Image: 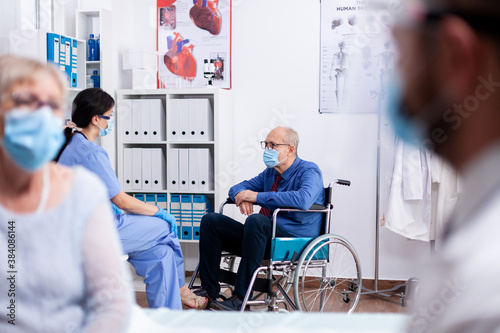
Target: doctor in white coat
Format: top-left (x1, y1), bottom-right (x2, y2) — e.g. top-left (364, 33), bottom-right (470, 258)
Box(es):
top-left (390, 0), bottom-right (500, 331)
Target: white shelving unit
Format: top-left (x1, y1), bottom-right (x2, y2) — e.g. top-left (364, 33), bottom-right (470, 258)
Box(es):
top-left (75, 8), bottom-right (115, 165)
top-left (116, 88), bottom-right (234, 243)
top-left (75, 8), bottom-right (112, 93)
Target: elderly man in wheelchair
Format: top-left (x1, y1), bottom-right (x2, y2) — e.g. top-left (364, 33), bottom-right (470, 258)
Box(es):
top-left (192, 126), bottom-right (360, 312)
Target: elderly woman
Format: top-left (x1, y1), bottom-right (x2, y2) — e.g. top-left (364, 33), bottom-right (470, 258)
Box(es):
top-left (0, 56), bottom-right (133, 331)
top-left (56, 88), bottom-right (206, 310)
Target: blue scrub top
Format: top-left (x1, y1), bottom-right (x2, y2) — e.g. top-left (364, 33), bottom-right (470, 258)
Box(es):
top-left (229, 157), bottom-right (325, 238)
top-left (58, 133), bottom-right (122, 201)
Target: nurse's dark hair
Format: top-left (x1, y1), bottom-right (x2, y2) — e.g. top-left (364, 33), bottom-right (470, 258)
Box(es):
top-left (54, 88), bottom-right (115, 162)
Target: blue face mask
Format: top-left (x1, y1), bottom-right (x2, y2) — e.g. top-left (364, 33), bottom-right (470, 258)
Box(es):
top-left (97, 117), bottom-right (114, 137)
top-left (263, 147), bottom-right (288, 168)
top-left (1, 106), bottom-right (64, 172)
top-left (386, 74), bottom-right (426, 146)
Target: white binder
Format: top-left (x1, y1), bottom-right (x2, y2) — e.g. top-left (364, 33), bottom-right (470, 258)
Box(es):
top-left (132, 148), bottom-right (142, 190)
top-left (179, 148), bottom-right (189, 191)
top-left (199, 148), bottom-right (213, 191)
top-left (168, 148), bottom-right (179, 191)
top-left (141, 148), bottom-right (152, 191)
top-left (131, 100), bottom-right (142, 142)
top-left (188, 99), bottom-right (198, 141)
top-left (150, 99), bottom-right (165, 142)
top-left (178, 99), bottom-right (189, 142)
top-left (123, 148), bottom-right (133, 190)
top-left (188, 148), bottom-right (199, 191)
top-left (140, 101), bottom-right (151, 142)
top-left (151, 148), bottom-right (165, 191)
top-left (121, 99), bottom-right (132, 142)
top-left (196, 98), bottom-right (213, 141)
top-left (169, 99), bottom-right (179, 142)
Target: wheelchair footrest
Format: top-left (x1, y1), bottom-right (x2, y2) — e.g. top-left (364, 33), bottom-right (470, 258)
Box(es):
top-left (218, 269), bottom-right (274, 294)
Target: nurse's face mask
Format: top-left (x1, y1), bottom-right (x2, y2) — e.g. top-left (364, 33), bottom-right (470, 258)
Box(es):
top-left (0, 91), bottom-right (65, 172)
top-left (96, 114), bottom-right (114, 136)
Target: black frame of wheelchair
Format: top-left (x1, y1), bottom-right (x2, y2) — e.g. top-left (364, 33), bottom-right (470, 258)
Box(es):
top-left (188, 179), bottom-right (362, 313)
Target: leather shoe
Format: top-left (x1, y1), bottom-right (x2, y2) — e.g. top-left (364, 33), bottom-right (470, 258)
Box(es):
top-left (210, 295), bottom-right (243, 311)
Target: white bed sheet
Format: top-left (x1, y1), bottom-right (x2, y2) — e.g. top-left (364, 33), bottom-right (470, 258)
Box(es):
top-left (127, 305), bottom-right (410, 333)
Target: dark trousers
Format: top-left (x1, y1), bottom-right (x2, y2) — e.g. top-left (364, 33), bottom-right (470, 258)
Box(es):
top-left (199, 212), bottom-right (293, 300)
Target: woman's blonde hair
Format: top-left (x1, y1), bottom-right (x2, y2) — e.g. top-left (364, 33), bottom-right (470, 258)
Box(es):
top-left (0, 55), bottom-right (67, 102)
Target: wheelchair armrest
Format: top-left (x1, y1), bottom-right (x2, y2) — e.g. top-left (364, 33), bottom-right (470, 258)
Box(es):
top-left (219, 197), bottom-right (235, 214)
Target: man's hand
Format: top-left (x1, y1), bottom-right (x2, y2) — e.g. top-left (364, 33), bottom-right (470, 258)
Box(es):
top-left (238, 201), bottom-right (254, 216)
top-left (235, 190), bottom-right (258, 206)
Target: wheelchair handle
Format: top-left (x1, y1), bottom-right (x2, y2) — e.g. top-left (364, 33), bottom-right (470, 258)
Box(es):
top-left (335, 179), bottom-right (351, 186)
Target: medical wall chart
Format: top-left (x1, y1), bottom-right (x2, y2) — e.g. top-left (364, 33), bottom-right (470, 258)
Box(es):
top-left (319, 0), bottom-right (394, 113)
top-left (157, 0), bottom-right (231, 89)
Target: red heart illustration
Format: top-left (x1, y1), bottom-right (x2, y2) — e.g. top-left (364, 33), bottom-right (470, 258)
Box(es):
top-left (163, 32), bottom-right (197, 81)
top-left (190, 0), bottom-right (222, 35)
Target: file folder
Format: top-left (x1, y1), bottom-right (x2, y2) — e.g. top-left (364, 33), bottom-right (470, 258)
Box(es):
top-left (46, 33), bottom-right (60, 64)
top-left (121, 100), bottom-right (132, 142)
top-left (123, 148), bottom-right (133, 191)
top-left (145, 193), bottom-right (156, 205)
top-left (133, 193), bottom-right (145, 202)
top-left (140, 101), bottom-right (151, 142)
top-left (156, 194), bottom-right (168, 209)
top-left (131, 100), bottom-right (142, 142)
top-left (170, 194), bottom-right (182, 237)
top-left (141, 148), bottom-right (152, 191)
top-left (193, 98), bottom-right (213, 141)
top-left (181, 194), bottom-right (192, 240)
top-left (132, 148), bottom-right (142, 190)
top-left (178, 99), bottom-right (189, 141)
top-left (71, 39), bottom-right (78, 88)
top-left (168, 148), bottom-right (179, 191)
top-left (198, 148), bottom-right (213, 191)
top-left (192, 195), bottom-right (210, 241)
top-left (188, 99), bottom-right (198, 141)
top-left (150, 99), bottom-right (165, 142)
top-left (151, 148), bottom-right (165, 191)
top-left (178, 149), bottom-right (189, 191)
top-left (188, 148), bottom-right (199, 191)
top-left (169, 99), bottom-right (179, 141)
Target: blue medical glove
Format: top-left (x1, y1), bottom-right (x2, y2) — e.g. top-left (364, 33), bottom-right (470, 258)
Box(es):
top-left (154, 207), bottom-right (178, 237)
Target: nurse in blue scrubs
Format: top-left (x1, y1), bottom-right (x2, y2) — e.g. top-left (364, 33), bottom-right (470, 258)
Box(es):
top-left (56, 88), bottom-right (207, 310)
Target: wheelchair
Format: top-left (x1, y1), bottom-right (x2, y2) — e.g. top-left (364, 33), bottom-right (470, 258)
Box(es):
top-left (188, 179), bottom-right (362, 313)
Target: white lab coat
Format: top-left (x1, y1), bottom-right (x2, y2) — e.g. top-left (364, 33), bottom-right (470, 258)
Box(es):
top-left (385, 140), bottom-right (432, 241)
top-left (409, 142), bottom-right (500, 333)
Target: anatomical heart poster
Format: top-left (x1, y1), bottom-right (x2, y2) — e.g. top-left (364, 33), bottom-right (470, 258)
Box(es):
top-left (157, 0), bottom-right (231, 89)
top-left (319, 0), bottom-right (394, 113)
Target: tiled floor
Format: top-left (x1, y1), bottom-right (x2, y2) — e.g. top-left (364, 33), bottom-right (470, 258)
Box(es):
top-left (135, 279), bottom-right (410, 313)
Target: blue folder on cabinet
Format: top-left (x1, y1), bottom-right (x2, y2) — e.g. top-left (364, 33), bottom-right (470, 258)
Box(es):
top-left (170, 194), bottom-right (182, 237)
top-left (156, 194), bottom-right (167, 209)
top-left (192, 195), bottom-right (212, 240)
top-left (180, 195), bottom-right (192, 240)
top-left (133, 193), bottom-right (145, 202)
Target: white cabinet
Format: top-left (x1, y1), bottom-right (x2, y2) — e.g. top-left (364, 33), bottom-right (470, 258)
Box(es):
top-left (116, 88), bottom-right (233, 243)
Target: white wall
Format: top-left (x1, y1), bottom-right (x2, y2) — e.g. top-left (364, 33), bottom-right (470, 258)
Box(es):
top-left (1, 0), bottom-right (432, 280)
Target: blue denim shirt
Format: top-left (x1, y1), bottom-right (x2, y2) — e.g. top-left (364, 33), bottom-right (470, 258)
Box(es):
top-left (229, 157), bottom-right (325, 237)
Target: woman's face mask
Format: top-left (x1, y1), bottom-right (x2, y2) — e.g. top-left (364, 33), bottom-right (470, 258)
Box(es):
top-left (97, 116), bottom-right (114, 137)
top-left (1, 106), bottom-right (64, 171)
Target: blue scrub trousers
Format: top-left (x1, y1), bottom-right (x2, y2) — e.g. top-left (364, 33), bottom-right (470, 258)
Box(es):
top-left (115, 214), bottom-right (185, 309)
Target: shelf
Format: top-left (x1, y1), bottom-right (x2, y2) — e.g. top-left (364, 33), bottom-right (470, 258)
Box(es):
top-left (86, 60), bottom-right (101, 65)
top-left (179, 240), bottom-right (200, 244)
top-left (126, 190), bottom-right (215, 194)
top-left (169, 141), bottom-right (215, 145)
top-left (123, 141), bottom-right (168, 145)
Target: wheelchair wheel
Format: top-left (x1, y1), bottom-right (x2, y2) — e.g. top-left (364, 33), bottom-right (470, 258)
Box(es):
top-left (293, 234), bottom-right (361, 314)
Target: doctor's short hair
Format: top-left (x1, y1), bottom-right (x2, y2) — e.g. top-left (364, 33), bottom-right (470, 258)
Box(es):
top-left (0, 55), bottom-right (66, 102)
top-left (282, 127), bottom-right (299, 156)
